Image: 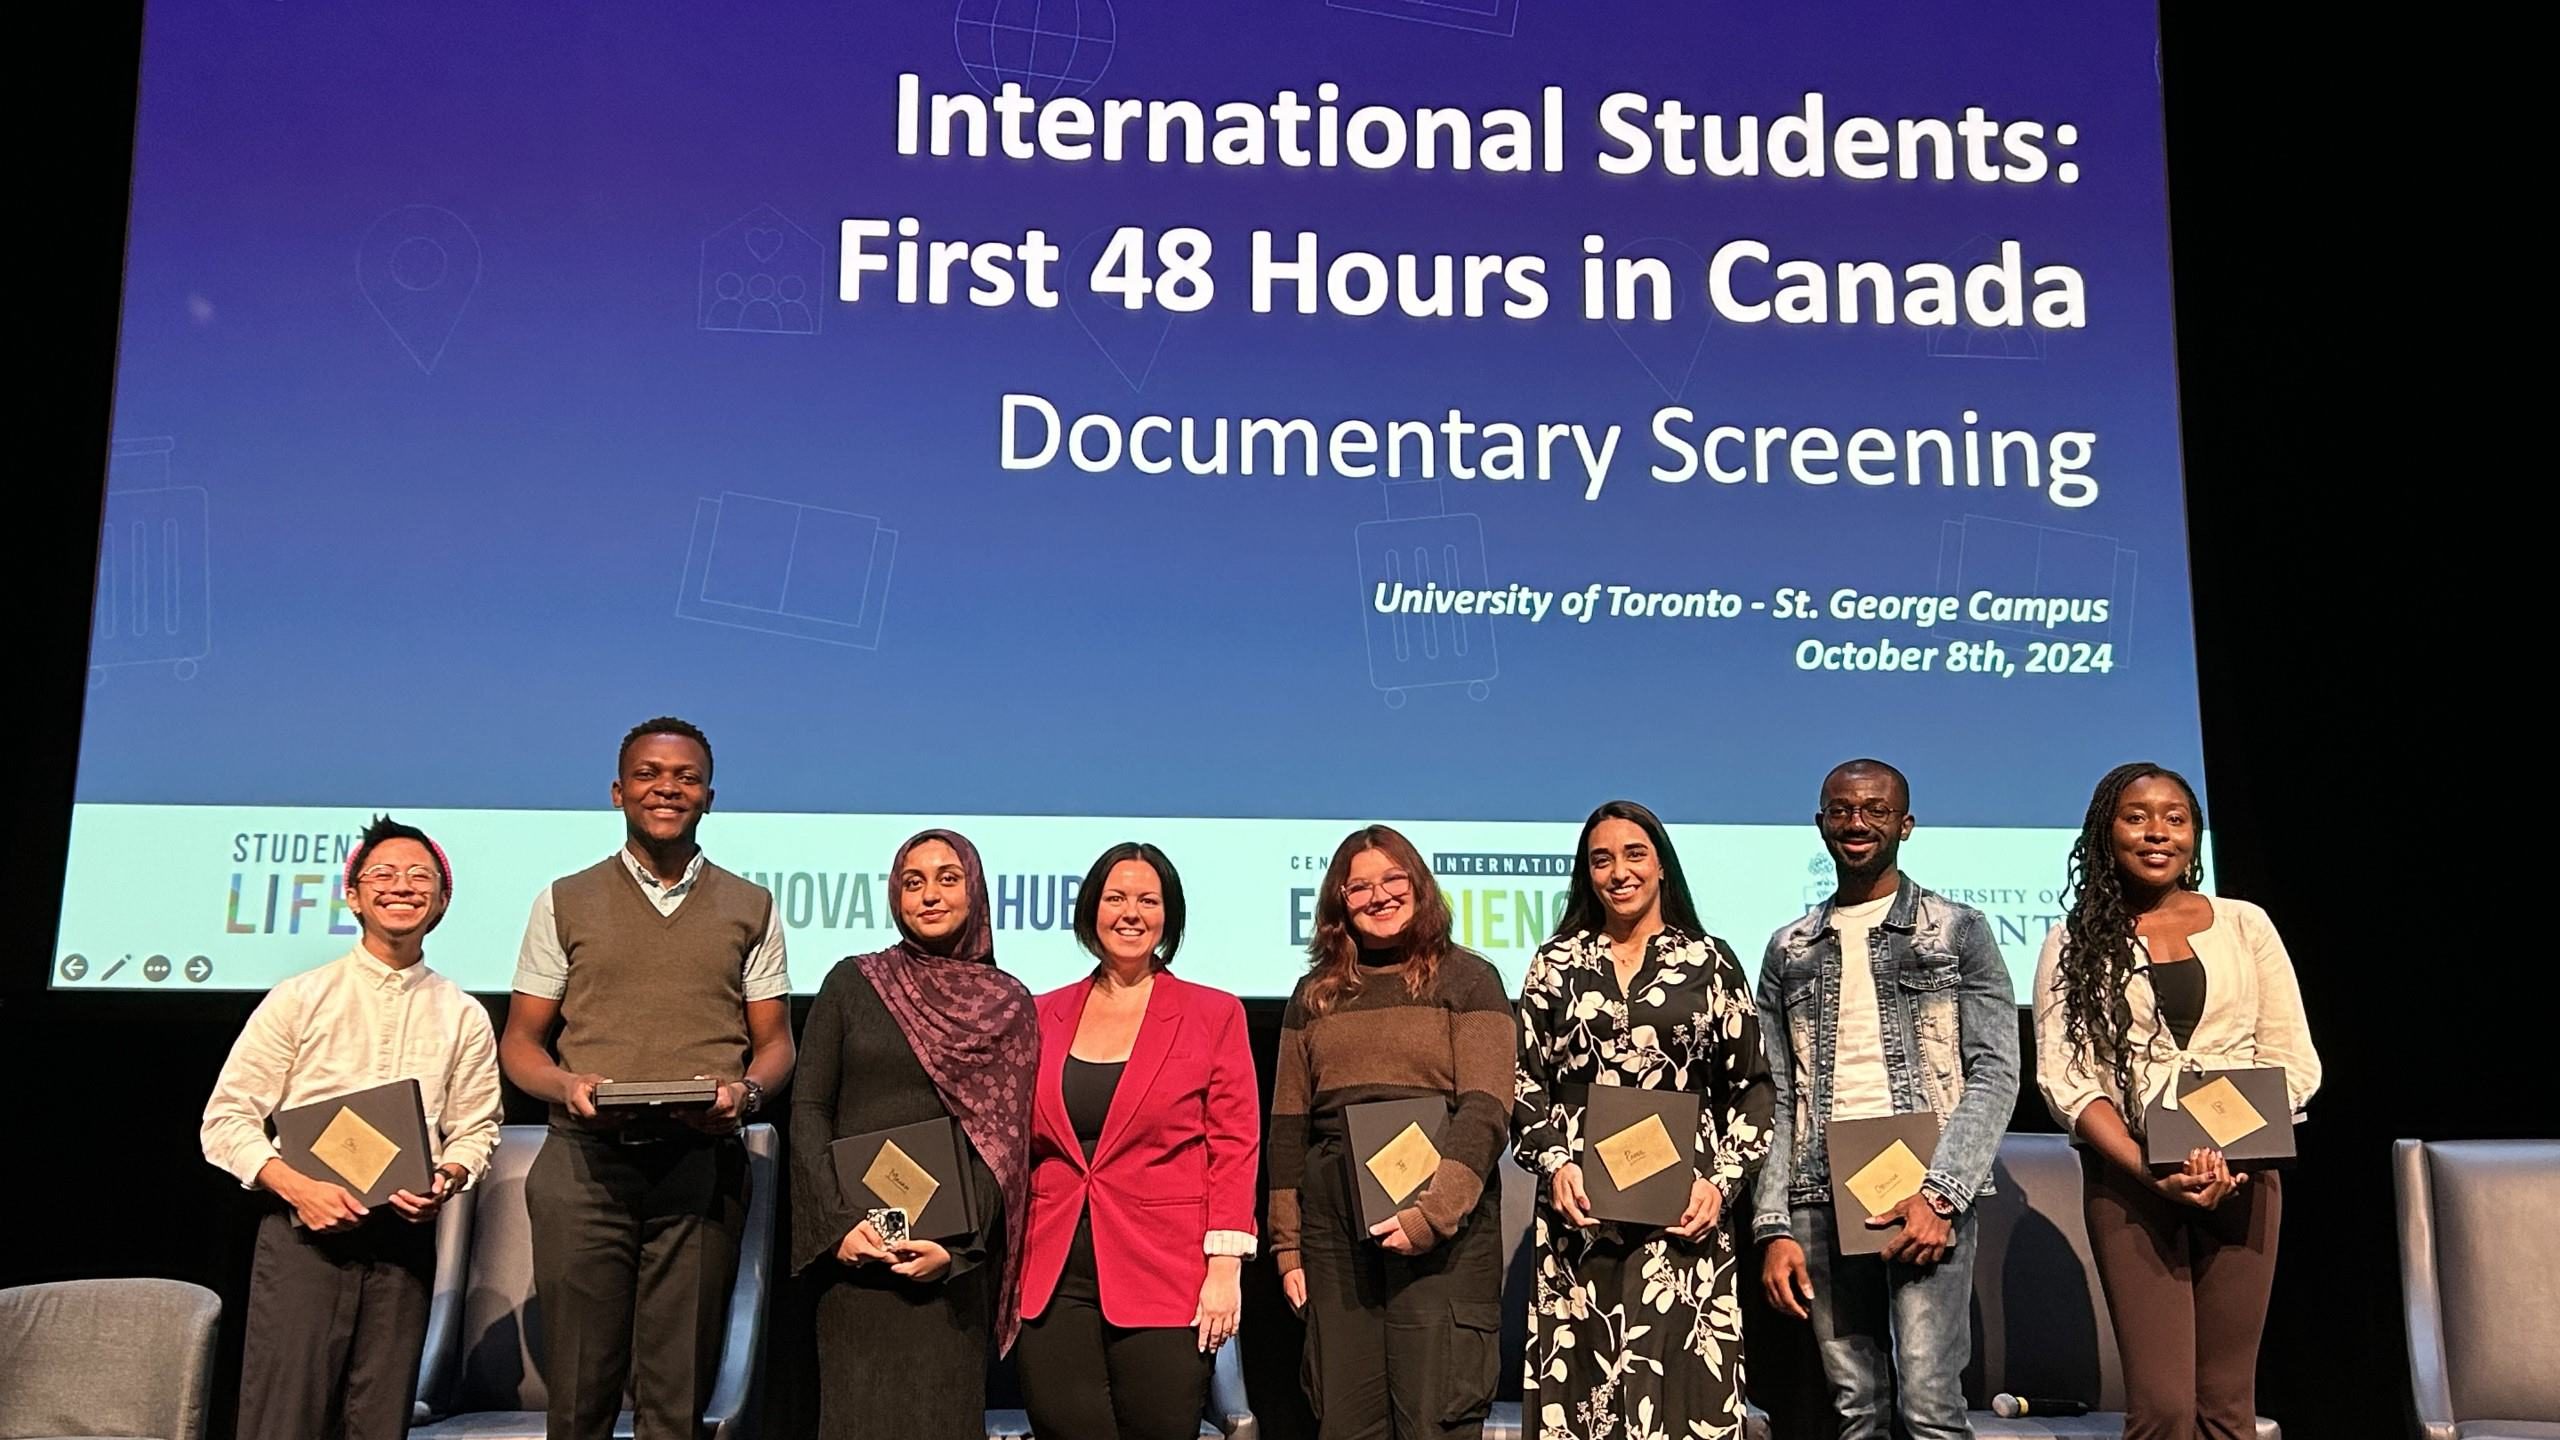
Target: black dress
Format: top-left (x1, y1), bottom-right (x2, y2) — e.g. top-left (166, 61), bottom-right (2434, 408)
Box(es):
top-left (1513, 926), bottom-right (1775, 1440)
top-left (791, 958), bottom-right (1008, 1440)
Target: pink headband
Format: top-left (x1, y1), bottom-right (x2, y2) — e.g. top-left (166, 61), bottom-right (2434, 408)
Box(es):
top-left (345, 838), bottom-right (455, 900)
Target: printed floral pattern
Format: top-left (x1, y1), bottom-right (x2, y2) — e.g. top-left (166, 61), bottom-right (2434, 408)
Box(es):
top-left (1514, 927), bottom-right (1773, 1440)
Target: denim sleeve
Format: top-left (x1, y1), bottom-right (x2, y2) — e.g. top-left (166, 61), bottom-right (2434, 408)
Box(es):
top-left (1922, 906), bottom-right (2021, 1212)
top-left (1750, 932), bottom-right (1797, 1242)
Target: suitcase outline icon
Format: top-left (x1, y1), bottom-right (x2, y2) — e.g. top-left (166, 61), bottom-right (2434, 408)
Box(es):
top-left (1353, 479), bottom-right (1498, 709)
top-left (91, 436), bottom-right (212, 683)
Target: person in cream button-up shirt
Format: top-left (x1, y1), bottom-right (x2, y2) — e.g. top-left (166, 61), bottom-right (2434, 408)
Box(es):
top-left (199, 815), bottom-right (501, 1440)
top-left (2031, 764), bottom-right (2319, 1440)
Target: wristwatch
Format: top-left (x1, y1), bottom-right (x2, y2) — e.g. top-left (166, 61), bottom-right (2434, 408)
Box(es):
top-left (738, 1078), bottom-right (765, 1116)
top-left (1921, 1188), bottom-right (1957, 1219)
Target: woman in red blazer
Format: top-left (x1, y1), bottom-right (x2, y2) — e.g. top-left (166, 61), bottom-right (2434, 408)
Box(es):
top-left (1015, 842), bottom-right (1262, 1440)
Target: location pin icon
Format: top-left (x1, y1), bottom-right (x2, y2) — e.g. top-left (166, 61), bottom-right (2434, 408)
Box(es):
top-left (1605, 236), bottom-right (1717, 402)
top-left (359, 205), bottom-right (481, 374)
top-left (1063, 227), bottom-right (1177, 393)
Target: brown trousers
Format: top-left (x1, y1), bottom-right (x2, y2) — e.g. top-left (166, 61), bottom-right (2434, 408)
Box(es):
top-left (2081, 1149), bottom-right (2284, 1440)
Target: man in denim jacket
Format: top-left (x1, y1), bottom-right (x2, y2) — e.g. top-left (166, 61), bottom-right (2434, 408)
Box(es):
top-left (1751, 759), bottom-right (2019, 1440)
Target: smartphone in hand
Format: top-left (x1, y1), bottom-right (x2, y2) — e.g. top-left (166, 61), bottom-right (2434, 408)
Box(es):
top-left (867, 1207), bottom-right (911, 1246)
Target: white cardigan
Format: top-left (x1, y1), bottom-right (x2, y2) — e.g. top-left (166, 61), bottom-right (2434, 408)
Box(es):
top-left (2032, 895), bottom-right (2320, 1134)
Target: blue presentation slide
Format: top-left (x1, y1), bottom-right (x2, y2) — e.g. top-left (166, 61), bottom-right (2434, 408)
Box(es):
top-left (61, 0), bottom-right (2202, 996)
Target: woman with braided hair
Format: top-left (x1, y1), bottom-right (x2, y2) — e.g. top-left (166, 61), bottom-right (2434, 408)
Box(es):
top-left (2031, 763), bottom-right (2320, 1440)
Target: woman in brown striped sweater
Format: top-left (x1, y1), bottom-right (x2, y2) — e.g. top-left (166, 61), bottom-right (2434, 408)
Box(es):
top-left (1269, 824), bottom-right (1516, 1439)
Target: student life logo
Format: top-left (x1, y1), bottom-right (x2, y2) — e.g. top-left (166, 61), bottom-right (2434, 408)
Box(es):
top-left (226, 827), bottom-right (367, 939)
top-left (50, 826), bottom-right (353, 986)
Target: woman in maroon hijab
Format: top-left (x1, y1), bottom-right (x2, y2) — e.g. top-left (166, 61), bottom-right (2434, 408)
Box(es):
top-left (790, 829), bottom-right (1039, 1440)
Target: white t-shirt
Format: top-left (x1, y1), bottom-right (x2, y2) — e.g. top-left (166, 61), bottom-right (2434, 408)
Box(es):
top-left (1828, 893), bottom-right (1898, 1122)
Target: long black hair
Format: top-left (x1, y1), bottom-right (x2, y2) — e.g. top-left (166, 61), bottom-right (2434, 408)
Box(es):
top-left (2056, 762), bottom-right (2207, 1104)
top-left (1553, 800), bottom-right (1707, 940)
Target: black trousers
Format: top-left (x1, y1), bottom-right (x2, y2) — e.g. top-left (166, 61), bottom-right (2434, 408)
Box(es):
top-left (527, 1128), bottom-right (746, 1440)
top-left (1016, 1216), bottom-right (1213, 1440)
top-left (235, 1208), bottom-right (437, 1440)
top-left (1297, 1136), bottom-right (1505, 1440)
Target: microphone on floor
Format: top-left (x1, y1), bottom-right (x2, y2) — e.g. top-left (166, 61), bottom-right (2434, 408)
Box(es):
top-left (1992, 1394), bottom-right (2093, 1418)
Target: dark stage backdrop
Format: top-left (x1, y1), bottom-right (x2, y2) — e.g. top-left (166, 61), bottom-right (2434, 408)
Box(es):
top-left (6, 6), bottom-right (2517, 1440)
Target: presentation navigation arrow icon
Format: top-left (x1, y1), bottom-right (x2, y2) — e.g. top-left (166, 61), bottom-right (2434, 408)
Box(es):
top-left (185, 955), bottom-right (213, 983)
top-left (58, 954), bottom-right (86, 982)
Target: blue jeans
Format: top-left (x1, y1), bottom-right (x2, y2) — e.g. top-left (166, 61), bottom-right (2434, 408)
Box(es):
top-left (1794, 1203), bottom-right (1977, 1440)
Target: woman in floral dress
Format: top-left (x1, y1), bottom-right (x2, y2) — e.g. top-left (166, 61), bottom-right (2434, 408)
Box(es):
top-left (1513, 800), bottom-right (1773, 1440)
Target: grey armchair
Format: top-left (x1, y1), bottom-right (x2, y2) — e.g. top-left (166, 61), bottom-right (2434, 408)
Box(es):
top-left (983, 1332), bottom-right (1256, 1439)
top-left (409, 1122), bottom-right (777, 1440)
top-left (0, 1277), bottom-right (222, 1440)
top-left (412, 1181), bottom-right (480, 1423)
top-left (2393, 1139), bottom-right (2560, 1440)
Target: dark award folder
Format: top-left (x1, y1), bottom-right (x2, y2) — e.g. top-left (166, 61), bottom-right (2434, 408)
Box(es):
top-left (830, 1118), bottom-right (981, 1243)
top-left (2142, 1066), bottom-right (2294, 1171)
top-left (1580, 1085), bottom-right (1701, 1228)
top-left (592, 1078), bottom-right (721, 1109)
top-left (272, 1077), bottom-right (435, 1209)
top-left (1826, 1112), bottom-right (1940, 1256)
top-left (1342, 1097), bottom-right (1452, 1234)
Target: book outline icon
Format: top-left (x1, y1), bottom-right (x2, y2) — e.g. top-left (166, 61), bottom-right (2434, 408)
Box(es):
top-left (676, 492), bottom-right (898, 650)
top-left (1326, 0), bottom-right (1521, 38)
top-left (1934, 514), bottom-right (2138, 654)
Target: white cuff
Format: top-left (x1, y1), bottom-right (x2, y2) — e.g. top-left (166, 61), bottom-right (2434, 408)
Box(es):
top-left (227, 1140), bottom-right (282, 1190)
top-left (1204, 1229), bottom-right (1259, 1258)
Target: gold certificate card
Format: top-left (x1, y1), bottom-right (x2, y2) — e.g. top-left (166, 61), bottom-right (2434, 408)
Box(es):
top-left (2183, 1076), bottom-right (2269, 1149)
top-left (1844, 1139), bottom-right (1928, 1220)
top-left (863, 1138), bottom-right (943, 1217)
top-left (1365, 1122), bottom-right (1443, 1204)
top-left (311, 1106), bottom-right (402, 1194)
top-left (1594, 1112), bottom-right (1682, 1191)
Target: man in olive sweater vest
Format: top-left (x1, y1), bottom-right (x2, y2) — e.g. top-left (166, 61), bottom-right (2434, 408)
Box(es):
top-left (499, 717), bottom-right (796, 1440)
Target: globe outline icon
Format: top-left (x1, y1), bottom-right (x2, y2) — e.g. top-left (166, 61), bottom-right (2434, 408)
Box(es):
top-left (953, 0), bottom-right (1117, 101)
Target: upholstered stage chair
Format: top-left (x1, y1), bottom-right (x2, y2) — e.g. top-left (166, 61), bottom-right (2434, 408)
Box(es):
top-left (0, 1277), bottom-right (223, 1440)
top-left (2394, 1139), bottom-right (2560, 1440)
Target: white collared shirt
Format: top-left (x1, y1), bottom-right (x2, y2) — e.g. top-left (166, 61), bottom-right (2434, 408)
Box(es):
top-left (201, 946), bottom-right (504, 1189)
top-left (510, 847), bottom-right (792, 1001)
top-left (620, 845), bottom-right (707, 911)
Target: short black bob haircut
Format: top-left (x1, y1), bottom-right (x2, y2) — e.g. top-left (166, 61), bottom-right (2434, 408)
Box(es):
top-left (619, 715), bottom-right (714, 779)
top-left (1072, 842), bottom-right (1187, 969)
